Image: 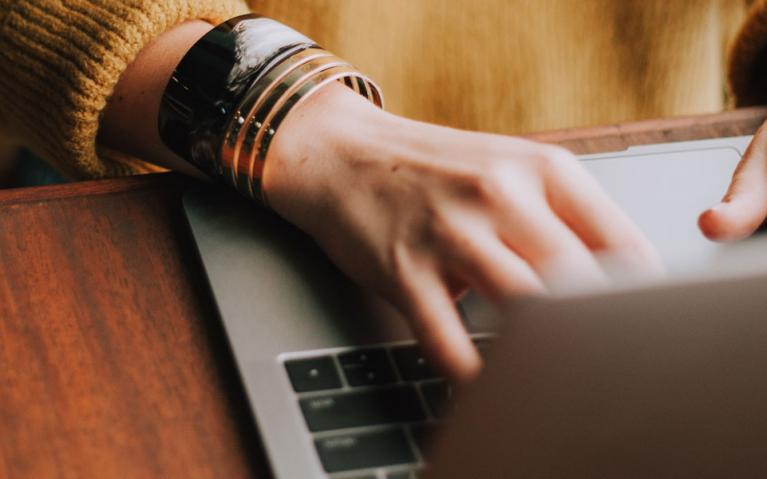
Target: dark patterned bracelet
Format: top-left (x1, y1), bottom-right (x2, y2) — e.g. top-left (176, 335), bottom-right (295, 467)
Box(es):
top-left (158, 14), bottom-right (383, 205)
top-left (159, 14), bottom-right (315, 178)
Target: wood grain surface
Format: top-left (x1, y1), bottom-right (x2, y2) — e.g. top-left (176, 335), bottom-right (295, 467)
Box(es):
top-left (0, 175), bottom-right (269, 478)
top-left (0, 108), bottom-right (765, 478)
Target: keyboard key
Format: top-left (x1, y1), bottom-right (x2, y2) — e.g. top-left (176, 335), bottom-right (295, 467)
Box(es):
top-left (284, 356), bottom-right (342, 392)
top-left (420, 381), bottom-right (453, 419)
top-left (299, 385), bottom-right (426, 432)
top-left (315, 428), bottom-right (416, 473)
top-left (391, 346), bottom-right (439, 381)
top-left (338, 348), bottom-right (397, 387)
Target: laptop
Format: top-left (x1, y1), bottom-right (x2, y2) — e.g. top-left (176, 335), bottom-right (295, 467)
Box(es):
top-left (183, 135), bottom-right (764, 478)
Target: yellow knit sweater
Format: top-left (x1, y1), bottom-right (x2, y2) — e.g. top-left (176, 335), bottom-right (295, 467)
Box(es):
top-left (1, 0), bottom-right (766, 178)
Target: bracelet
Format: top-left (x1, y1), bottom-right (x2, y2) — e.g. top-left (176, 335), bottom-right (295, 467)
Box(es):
top-left (223, 50), bottom-right (343, 194)
top-left (245, 65), bottom-right (360, 200)
top-left (221, 47), bottom-right (332, 184)
top-left (159, 14), bottom-right (384, 205)
top-left (235, 59), bottom-right (353, 198)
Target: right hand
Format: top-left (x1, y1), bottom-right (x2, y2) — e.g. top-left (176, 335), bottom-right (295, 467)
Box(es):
top-left (264, 84), bottom-right (663, 382)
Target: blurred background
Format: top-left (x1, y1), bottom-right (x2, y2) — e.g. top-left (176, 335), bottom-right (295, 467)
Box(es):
top-left (0, 1), bottom-right (747, 191)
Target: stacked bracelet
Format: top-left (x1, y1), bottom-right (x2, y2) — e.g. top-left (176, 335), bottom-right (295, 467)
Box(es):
top-left (159, 15), bottom-right (383, 205)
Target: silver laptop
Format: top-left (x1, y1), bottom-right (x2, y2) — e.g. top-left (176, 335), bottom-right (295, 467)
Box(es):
top-left (183, 135), bottom-right (765, 478)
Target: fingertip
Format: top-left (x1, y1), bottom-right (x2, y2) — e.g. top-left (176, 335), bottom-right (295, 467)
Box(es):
top-left (446, 342), bottom-right (483, 384)
top-left (698, 202), bottom-right (760, 242)
top-left (422, 325), bottom-right (482, 383)
top-left (399, 277), bottom-right (483, 383)
top-left (698, 206), bottom-right (726, 241)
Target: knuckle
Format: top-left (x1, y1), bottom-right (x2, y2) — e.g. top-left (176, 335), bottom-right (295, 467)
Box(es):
top-left (466, 162), bottom-right (513, 203)
top-left (539, 145), bottom-right (577, 170)
top-left (475, 172), bottom-right (506, 201)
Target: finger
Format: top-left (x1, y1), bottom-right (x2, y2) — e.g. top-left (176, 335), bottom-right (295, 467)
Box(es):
top-left (398, 266), bottom-right (481, 383)
top-left (545, 158), bottom-right (664, 274)
top-left (499, 202), bottom-right (609, 293)
top-left (445, 231), bottom-right (546, 300)
top-left (699, 131), bottom-right (767, 242)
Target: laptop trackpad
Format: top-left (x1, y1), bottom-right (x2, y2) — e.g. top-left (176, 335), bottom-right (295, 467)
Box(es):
top-left (582, 147), bottom-right (741, 269)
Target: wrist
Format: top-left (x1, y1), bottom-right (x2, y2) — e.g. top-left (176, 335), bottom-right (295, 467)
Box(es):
top-left (263, 82), bottom-right (400, 229)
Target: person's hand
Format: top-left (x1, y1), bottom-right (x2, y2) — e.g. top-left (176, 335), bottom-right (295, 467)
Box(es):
top-left (265, 84), bottom-right (663, 382)
top-left (699, 123), bottom-right (767, 241)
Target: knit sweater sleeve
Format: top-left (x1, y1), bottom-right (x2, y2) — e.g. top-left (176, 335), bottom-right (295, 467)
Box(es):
top-left (0, 0), bottom-right (248, 178)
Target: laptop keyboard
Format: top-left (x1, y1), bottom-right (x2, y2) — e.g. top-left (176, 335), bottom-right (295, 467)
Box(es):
top-left (283, 336), bottom-right (492, 478)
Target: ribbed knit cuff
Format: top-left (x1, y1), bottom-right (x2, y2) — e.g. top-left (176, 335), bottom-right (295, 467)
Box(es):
top-left (729, 0), bottom-right (767, 107)
top-left (0, 0), bottom-right (248, 178)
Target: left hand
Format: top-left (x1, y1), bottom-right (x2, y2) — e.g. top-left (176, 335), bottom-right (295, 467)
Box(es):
top-left (699, 123), bottom-right (767, 241)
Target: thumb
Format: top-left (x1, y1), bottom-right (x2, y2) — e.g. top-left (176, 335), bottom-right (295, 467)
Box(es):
top-left (699, 131), bottom-right (767, 242)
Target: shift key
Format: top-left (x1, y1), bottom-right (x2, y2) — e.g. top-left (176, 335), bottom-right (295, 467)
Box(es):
top-left (299, 386), bottom-right (426, 432)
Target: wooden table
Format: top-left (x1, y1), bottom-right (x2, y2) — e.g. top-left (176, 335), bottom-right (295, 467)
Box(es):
top-left (1, 108), bottom-right (766, 478)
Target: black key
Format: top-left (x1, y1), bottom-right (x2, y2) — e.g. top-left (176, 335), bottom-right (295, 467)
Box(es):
top-left (420, 381), bottom-right (453, 419)
top-left (391, 346), bottom-right (439, 381)
top-left (338, 348), bottom-right (397, 387)
top-left (284, 356), bottom-right (341, 392)
top-left (410, 423), bottom-right (439, 454)
top-left (315, 428), bottom-right (416, 473)
top-left (299, 385), bottom-right (426, 432)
